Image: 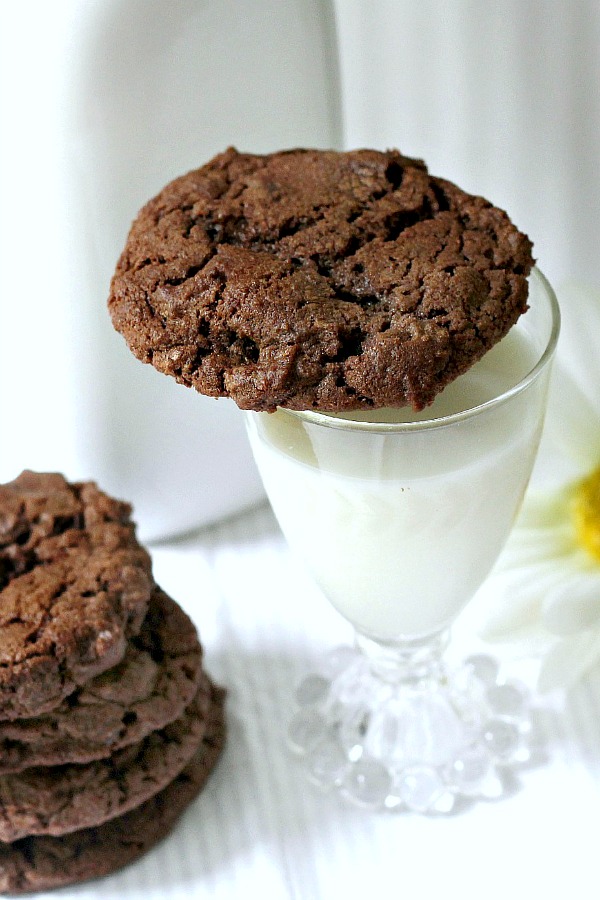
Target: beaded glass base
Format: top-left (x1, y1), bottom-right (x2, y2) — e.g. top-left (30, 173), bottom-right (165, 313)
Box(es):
top-left (288, 635), bottom-right (532, 813)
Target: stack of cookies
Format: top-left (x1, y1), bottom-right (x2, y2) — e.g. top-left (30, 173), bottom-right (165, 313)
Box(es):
top-left (0, 472), bottom-right (224, 894)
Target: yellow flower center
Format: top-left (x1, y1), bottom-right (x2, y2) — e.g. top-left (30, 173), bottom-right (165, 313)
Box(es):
top-left (572, 464), bottom-right (600, 562)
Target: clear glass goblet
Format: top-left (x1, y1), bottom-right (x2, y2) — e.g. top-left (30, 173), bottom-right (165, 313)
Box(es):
top-left (245, 268), bottom-right (559, 812)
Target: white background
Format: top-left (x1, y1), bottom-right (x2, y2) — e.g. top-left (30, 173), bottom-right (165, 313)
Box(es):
top-left (1, 4), bottom-right (599, 897)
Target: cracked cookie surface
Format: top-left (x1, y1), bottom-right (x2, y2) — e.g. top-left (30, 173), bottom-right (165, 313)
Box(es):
top-left (0, 472), bottom-right (153, 721)
top-left (0, 686), bottom-right (225, 894)
top-left (0, 587), bottom-right (203, 773)
top-left (109, 147), bottom-right (534, 412)
top-left (0, 680), bottom-right (214, 842)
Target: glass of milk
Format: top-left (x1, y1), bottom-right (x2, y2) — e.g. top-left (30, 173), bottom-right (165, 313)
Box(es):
top-left (245, 268), bottom-right (559, 811)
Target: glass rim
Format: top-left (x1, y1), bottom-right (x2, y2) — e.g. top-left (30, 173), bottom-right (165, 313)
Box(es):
top-left (276, 267), bottom-right (561, 434)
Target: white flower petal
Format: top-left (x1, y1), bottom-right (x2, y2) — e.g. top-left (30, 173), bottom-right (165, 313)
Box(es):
top-left (538, 631), bottom-right (600, 692)
top-left (554, 281), bottom-right (600, 421)
top-left (495, 528), bottom-right (571, 572)
top-left (543, 364), bottom-right (600, 474)
top-left (493, 515), bottom-right (574, 575)
top-left (480, 599), bottom-right (541, 642)
top-left (542, 573), bottom-right (600, 635)
top-left (532, 280), bottom-right (600, 483)
top-left (475, 281), bottom-right (600, 692)
top-left (515, 489), bottom-right (569, 529)
top-left (497, 489), bottom-right (575, 564)
top-left (478, 548), bottom-right (597, 625)
top-left (478, 563), bottom-right (560, 640)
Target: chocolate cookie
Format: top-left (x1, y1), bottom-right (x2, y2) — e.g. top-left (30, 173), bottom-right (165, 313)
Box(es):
top-left (0, 472), bottom-right (153, 721)
top-left (0, 679), bottom-right (214, 842)
top-left (0, 587), bottom-right (203, 774)
top-left (0, 686), bottom-right (225, 895)
top-left (108, 147), bottom-right (534, 413)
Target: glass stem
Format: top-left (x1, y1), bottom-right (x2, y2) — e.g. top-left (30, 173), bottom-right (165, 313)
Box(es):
top-left (354, 629), bottom-right (450, 686)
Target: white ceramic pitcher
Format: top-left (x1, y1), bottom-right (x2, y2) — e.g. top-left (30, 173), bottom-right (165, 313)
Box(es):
top-left (0, 0), bottom-right (341, 540)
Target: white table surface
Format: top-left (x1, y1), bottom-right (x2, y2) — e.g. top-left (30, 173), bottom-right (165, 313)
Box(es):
top-left (37, 499), bottom-right (600, 900)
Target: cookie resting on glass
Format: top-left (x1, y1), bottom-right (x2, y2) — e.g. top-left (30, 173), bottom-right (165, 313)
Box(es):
top-left (108, 147), bottom-right (534, 413)
top-left (107, 147), bottom-right (558, 812)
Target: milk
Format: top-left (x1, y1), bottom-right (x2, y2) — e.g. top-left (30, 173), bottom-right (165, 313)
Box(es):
top-left (246, 328), bottom-right (551, 641)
